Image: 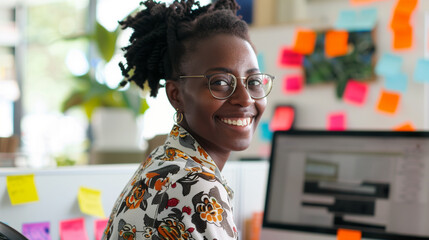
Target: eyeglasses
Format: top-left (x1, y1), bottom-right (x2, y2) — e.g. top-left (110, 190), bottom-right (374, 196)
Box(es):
top-left (179, 73), bottom-right (274, 100)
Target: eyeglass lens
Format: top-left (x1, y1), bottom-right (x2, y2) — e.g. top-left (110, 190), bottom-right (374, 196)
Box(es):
top-left (208, 73), bottom-right (272, 99)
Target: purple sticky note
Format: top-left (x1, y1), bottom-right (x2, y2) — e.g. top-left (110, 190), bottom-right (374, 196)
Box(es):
top-left (22, 222), bottom-right (51, 240)
top-left (60, 218), bottom-right (88, 240)
top-left (343, 80), bottom-right (368, 105)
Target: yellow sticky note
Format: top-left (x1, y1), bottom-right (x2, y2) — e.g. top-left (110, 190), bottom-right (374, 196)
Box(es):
top-left (78, 186), bottom-right (105, 218)
top-left (6, 174), bottom-right (39, 205)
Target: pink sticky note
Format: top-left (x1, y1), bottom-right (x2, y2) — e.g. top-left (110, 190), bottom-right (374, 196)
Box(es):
top-left (60, 218), bottom-right (89, 240)
top-left (270, 106), bottom-right (295, 131)
top-left (283, 75), bottom-right (304, 93)
top-left (22, 222), bottom-right (51, 240)
top-left (343, 80), bottom-right (368, 105)
top-left (95, 219), bottom-right (108, 240)
top-left (327, 112), bottom-right (346, 131)
top-left (278, 47), bottom-right (304, 67)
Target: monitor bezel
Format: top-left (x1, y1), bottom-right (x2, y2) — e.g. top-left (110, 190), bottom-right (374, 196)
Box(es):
top-left (263, 130), bottom-right (429, 240)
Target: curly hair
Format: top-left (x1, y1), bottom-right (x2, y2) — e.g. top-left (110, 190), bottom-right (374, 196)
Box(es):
top-left (118, 0), bottom-right (251, 97)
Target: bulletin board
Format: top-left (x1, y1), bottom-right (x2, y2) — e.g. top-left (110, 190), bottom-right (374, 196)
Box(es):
top-left (234, 0), bottom-right (429, 160)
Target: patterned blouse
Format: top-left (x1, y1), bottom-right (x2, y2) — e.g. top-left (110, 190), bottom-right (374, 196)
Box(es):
top-left (103, 125), bottom-right (238, 240)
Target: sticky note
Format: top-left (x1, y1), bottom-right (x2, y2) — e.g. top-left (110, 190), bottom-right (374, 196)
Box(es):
top-left (257, 53), bottom-right (266, 73)
top-left (6, 174), bottom-right (39, 205)
top-left (394, 121), bottom-right (416, 131)
top-left (336, 8), bottom-right (377, 31)
top-left (350, 0), bottom-right (373, 4)
top-left (22, 222), bottom-right (51, 240)
top-left (259, 121), bottom-right (273, 142)
top-left (283, 75), bottom-right (304, 93)
top-left (376, 90), bottom-right (401, 114)
top-left (270, 106), bottom-right (295, 131)
top-left (95, 219), bottom-right (108, 240)
top-left (343, 80), bottom-right (368, 105)
top-left (414, 59), bottom-right (429, 82)
top-left (337, 228), bottom-right (362, 240)
top-left (390, 11), bottom-right (411, 30)
top-left (385, 72), bottom-right (407, 92)
top-left (60, 218), bottom-right (89, 240)
top-left (393, 27), bottom-right (413, 50)
top-left (325, 30), bottom-right (349, 58)
top-left (278, 47), bottom-right (304, 67)
top-left (394, 0), bottom-right (418, 15)
top-left (327, 112), bottom-right (346, 131)
top-left (292, 29), bottom-right (317, 55)
top-left (375, 53), bottom-right (403, 76)
top-left (357, 8), bottom-right (378, 30)
top-left (78, 186), bottom-right (105, 218)
top-left (335, 10), bottom-right (357, 30)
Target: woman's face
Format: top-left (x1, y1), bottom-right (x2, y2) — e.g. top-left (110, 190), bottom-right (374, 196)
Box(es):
top-left (177, 34), bottom-right (267, 155)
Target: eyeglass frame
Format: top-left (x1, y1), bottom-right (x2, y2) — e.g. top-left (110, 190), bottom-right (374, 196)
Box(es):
top-left (178, 72), bottom-right (274, 100)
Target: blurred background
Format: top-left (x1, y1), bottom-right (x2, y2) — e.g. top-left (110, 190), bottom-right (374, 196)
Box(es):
top-left (1, 0), bottom-right (428, 168)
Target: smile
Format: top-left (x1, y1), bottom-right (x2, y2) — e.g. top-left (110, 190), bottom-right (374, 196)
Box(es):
top-left (220, 117), bottom-right (253, 127)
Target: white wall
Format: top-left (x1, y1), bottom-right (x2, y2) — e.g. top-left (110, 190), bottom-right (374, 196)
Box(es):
top-left (0, 162), bottom-right (269, 240)
top-left (232, 0), bottom-right (429, 160)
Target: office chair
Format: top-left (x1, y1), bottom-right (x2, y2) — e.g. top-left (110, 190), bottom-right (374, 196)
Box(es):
top-left (0, 222), bottom-right (28, 240)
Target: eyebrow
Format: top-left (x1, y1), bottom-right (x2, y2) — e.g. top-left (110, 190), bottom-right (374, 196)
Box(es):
top-left (206, 67), bottom-right (260, 74)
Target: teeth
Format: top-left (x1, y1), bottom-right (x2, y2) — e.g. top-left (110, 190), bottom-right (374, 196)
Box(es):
top-left (221, 118), bottom-right (252, 127)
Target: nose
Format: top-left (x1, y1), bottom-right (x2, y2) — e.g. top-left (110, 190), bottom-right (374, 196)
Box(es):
top-left (228, 78), bottom-right (254, 107)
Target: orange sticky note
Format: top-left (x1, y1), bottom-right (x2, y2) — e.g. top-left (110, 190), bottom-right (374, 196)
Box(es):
top-left (283, 75), bottom-right (304, 93)
top-left (394, 0), bottom-right (418, 15)
top-left (325, 30), bottom-right (349, 58)
top-left (270, 106), bottom-right (295, 131)
top-left (376, 90), bottom-right (401, 114)
top-left (390, 11), bottom-right (411, 30)
top-left (343, 80), bottom-right (368, 106)
top-left (393, 27), bottom-right (413, 50)
top-left (293, 29), bottom-right (317, 55)
top-left (327, 112), bottom-right (346, 131)
top-left (60, 218), bottom-right (89, 240)
top-left (394, 121), bottom-right (416, 131)
top-left (350, 0), bottom-right (373, 5)
top-left (337, 228), bottom-right (362, 240)
top-left (278, 47), bottom-right (304, 67)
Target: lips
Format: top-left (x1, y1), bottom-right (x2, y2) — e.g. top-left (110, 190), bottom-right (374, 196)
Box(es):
top-left (219, 117), bottom-right (253, 127)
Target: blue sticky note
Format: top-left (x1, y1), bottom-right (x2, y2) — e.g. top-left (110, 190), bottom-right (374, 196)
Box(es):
top-left (385, 72), bottom-right (408, 93)
top-left (356, 8), bottom-right (377, 31)
top-left (257, 53), bottom-right (266, 73)
top-left (375, 53), bottom-right (403, 77)
top-left (259, 121), bottom-right (272, 142)
top-left (414, 59), bottom-right (429, 83)
top-left (335, 10), bottom-right (357, 30)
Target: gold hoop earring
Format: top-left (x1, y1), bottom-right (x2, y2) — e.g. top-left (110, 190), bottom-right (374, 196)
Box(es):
top-left (173, 109), bottom-right (183, 124)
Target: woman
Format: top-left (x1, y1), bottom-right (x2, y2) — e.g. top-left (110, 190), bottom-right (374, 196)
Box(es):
top-left (104, 0), bottom-right (273, 239)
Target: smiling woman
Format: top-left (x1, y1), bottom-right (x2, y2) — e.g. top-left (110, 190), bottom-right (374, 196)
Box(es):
top-left (103, 1), bottom-right (273, 239)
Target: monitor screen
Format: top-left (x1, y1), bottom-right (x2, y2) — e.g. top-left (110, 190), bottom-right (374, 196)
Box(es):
top-left (263, 130), bottom-right (429, 240)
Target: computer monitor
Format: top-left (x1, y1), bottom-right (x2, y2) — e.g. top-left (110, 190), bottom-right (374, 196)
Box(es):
top-left (261, 130), bottom-right (429, 240)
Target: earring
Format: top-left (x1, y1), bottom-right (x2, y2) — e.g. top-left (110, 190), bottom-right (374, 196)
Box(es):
top-left (173, 109), bottom-right (183, 124)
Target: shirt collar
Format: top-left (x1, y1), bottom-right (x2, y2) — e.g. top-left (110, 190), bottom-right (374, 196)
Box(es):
top-left (165, 124), bottom-right (223, 179)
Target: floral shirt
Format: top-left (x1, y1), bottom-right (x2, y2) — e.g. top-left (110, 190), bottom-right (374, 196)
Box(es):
top-left (103, 125), bottom-right (238, 240)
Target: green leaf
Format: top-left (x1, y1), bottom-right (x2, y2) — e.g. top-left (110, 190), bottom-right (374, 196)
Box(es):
top-left (95, 22), bottom-right (118, 62)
